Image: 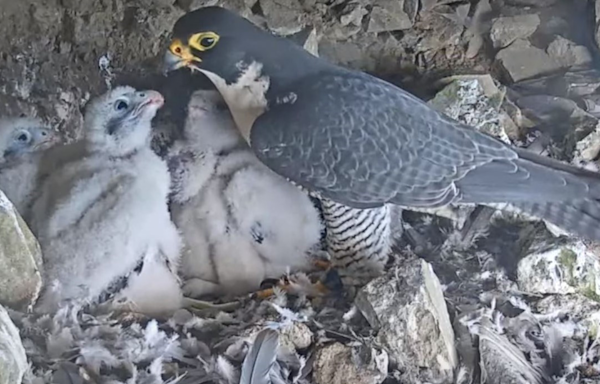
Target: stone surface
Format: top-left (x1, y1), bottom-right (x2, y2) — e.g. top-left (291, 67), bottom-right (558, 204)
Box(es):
top-left (490, 14), bottom-right (540, 49)
top-left (573, 121), bottom-right (600, 168)
top-left (596, 0), bottom-right (600, 51)
top-left (354, 259), bottom-right (457, 381)
top-left (505, 0), bottom-right (558, 5)
top-left (547, 35), bottom-right (593, 68)
top-left (496, 39), bottom-right (562, 83)
top-left (0, 190), bottom-right (43, 310)
top-left (0, 0), bottom-right (187, 140)
top-left (367, 0), bottom-right (413, 33)
top-left (258, 0), bottom-right (306, 35)
top-left (517, 241), bottom-right (600, 297)
top-left (535, 294), bottom-right (600, 330)
top-left (430, 75), bottom-right (510, 143)
top-left (279, 322), bottom-right (313, 350)
top-left (313, 342), bottom-right (388, 384)
top-left (0, 304), bottom-right (28, 384)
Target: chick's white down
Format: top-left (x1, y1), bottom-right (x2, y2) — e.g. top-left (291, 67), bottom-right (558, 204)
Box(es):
top-left (168, 90), bottom-right (324, 298)
top-left (27, 86), bottom-right (183, 315)
top-left (0, 117), bottom-right (58, 215)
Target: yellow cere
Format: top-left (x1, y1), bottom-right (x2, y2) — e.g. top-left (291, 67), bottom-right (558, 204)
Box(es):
top-left (168, 38), bottom-right (203, 64)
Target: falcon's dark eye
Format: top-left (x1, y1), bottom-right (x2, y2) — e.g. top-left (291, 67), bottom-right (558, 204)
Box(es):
top-left (200, 37), bottom-right (215, 48)
top-left (115, 100), bottom-right (128, 111)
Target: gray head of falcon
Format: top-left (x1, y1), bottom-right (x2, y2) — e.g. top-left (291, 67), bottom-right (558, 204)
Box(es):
top-left (163, 6), bottom-right (600, 245)
top-left (162, 6), bottom-right (330, 141)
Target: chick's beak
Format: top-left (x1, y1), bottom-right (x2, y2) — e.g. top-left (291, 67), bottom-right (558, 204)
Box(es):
top-left (139, 90), bottom-right (165, 109)
top-left (146, 90), bottom-right (165, 107)
top-left (35, 128), bottom-right (60, 148)
top-left (162, 40), bottom-right (201, 75)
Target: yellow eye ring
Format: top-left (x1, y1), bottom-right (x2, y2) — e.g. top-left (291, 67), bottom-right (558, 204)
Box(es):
top-left (189, 32), bottom-right (220, 51)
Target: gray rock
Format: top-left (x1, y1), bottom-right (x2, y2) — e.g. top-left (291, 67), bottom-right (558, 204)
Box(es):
top-left (517, 241), bottom-right (600, 297)
top-left (0, 304), bottom-right (28, 384)
top-left (416, 13), bottom-right (464, 52)
top-left (535, 294), bottom-right (600, 329)
top-left (367, 0), bottom-right (413, 33)
top-left (430, 75), bottom-right (510, 143)
top-left (0, 190), bottom-right (43, 310)
top-left (512, 69), bottom-right (600, 99)
top-left (259, 0), bottom-right (306, 35)
top-left (505, 0), bottom-right (558, 5)
top-left (547, 36), bottom-right (593, 68)
top-left (313, 342), bottom-right (388, 384)
top-left (596, 0), bottom-right (600, 51)
top-left (496, 39), bottom-right (562, 82)
top-left (355, 259), bottom-right (457, 381)
top-left (340, 4), bottom-right (368, 27)
top-left (302, 28), bottom-right (319, 57)
top-left (573, 122), bottom-right (600, 169)
top-left (280, 322), bottom-right (312, 350)
top-left (490, 14), bottom-right (540, 49)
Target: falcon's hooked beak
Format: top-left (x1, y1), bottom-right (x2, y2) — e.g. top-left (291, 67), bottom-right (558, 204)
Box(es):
top-left (162, 39), bottom-right (202, 75)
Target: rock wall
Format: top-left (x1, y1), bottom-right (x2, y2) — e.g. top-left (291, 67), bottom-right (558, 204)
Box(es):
top-left (0, 0), bottom-right (187, 141)
top-left (0, 0), bottom-right (500, 141)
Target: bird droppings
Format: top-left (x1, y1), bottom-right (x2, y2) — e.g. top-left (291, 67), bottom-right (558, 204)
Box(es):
top-left (98, 54), bottom-right (116, 89)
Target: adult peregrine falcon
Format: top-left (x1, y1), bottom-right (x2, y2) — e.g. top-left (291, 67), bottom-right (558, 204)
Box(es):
top-left (163, 7), bottom-right (600, 251)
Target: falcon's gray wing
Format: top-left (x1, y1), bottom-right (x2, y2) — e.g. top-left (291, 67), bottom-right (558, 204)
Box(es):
top-left (251, 70), bottom-right (518, 209)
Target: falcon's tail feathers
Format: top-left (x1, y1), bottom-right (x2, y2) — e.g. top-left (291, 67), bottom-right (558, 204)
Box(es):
top-left (457, 148), bottom-right (600, 242)
top-left (513, 199), bottom-right (600, 242)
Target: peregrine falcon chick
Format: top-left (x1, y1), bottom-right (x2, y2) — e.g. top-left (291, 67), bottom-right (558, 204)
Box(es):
top-left (167, 90), bottom-right (324, 298)
top-left (0, 117), bottom-right (58, 214)
top-left (28, 86), bottom-right (183, 315)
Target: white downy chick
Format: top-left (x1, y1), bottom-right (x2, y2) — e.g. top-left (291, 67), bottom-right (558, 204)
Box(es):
top-left (0, 117), bottom-right (59, 214)
top-left (168, 89), bottom-right (324, 298)
top-left (28, 86), bottom-right (183, 316)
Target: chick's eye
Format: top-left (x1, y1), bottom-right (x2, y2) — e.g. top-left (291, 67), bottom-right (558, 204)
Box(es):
top-left (115, 100), bottom-right (128, 111)
top-left (18, 134), bottom-right (29, 142)
top-left (200, 37), bottom-right (215, 48)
